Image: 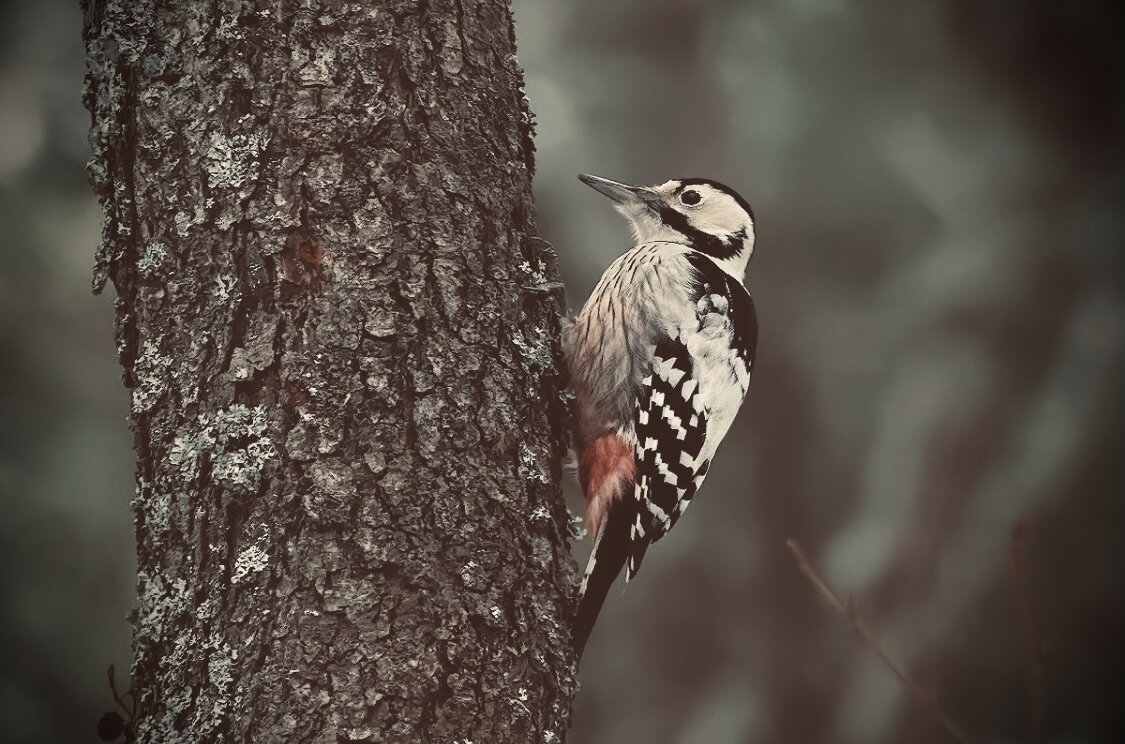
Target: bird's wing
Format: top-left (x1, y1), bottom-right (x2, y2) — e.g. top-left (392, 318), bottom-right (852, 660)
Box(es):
top-left (683, 250), bottom-right (757, 396)
top-left (625, 252), bottom-right (757, 580)
top-left (627, 335), bottom-right (711, 579)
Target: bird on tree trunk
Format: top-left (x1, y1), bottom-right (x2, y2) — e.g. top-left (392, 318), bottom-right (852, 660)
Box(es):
top-left (565, 174), bottom-right (759, 659)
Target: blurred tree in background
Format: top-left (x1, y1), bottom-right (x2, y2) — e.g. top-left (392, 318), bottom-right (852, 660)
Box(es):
top-left (0, 0), bottom-right (1123, 742)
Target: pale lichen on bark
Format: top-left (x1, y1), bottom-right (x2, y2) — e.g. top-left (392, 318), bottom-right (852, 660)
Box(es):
top-left (84, 0), bottom-right (577, 741)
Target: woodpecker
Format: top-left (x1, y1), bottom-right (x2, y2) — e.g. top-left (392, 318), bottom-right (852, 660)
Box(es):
top-left (565, 174), bottom-right (758, 659)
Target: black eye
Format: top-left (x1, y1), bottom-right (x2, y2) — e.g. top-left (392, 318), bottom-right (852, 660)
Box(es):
top-left (680, 189), bottom-right (702, 206)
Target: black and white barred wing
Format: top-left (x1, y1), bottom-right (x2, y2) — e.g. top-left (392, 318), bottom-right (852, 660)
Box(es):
top-left (627, 337), bottom-right (711, 579)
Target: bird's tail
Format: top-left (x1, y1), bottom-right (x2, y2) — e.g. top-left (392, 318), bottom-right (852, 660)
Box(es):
top-left (573, 505), bottom-right (631, 661)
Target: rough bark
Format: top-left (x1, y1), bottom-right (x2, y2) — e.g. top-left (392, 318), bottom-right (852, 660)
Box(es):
top-left (83, 0), bottom-right (577, 741)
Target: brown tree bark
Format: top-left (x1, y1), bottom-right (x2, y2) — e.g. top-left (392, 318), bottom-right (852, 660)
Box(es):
top-left (83, 0), bottom-right (577, 740)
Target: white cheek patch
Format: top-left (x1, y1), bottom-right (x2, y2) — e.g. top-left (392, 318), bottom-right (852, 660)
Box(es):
top-left (686, 195), bottom-right (747, 239)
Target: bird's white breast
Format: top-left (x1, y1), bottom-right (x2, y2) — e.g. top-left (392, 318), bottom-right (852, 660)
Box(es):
top-left (565, 242), bottom-right (748, 452)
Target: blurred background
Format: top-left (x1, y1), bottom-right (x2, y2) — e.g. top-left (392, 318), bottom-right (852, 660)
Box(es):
top-left (1, 0), bottom-right (1122, 742)
top-left (516, 0), bottom-right (1125, 742)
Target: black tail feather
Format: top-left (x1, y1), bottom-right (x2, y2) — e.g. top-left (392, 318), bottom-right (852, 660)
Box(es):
top-left (573, 507), bottom-right (631, 661)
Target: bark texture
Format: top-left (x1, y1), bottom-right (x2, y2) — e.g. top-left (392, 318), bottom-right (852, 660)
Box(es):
top-left (83, 1), bottom-right (577, 741)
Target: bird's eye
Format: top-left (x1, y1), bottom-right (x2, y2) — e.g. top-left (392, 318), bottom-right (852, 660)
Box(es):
top-left (680, 190), bottom-right (702, 206)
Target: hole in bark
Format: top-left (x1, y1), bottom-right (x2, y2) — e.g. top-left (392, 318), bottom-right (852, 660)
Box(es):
top-left (280, 227), bottom-right (327, 287)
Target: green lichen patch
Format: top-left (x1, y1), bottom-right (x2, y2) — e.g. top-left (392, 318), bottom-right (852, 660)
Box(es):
top-left (231, 544), bottom-right (270, 585)
top-left (168, 404), bottom-right (277, 492)
top-left (137, 240), bottom-right (170, 279)
top-left (511, 325), bottom-right (552, 374)
top-left (134, 478), bottom-right (173, 540)
top-left (168, 426), bottom-right (217, 480)
top-left (518, 442), bottom-right (550, 484)
top-left (210, 404), bottom-right (278, 492)
top-left (518, 259), bottom-right (549, 287)
top-left (132, 339), bottom-right (173, 413)
top-left (203, 129), bottom-right (269, 193)
top-left (173, 206), bottom-right (204, 237)
top-left (134, 564), bottom-right (245, 742)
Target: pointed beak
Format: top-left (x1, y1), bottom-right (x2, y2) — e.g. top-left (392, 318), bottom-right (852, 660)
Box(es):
top-left (578, 174), bottom-right (660, 210)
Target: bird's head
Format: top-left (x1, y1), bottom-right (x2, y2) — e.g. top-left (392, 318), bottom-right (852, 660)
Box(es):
top-left (579, 174), bottom-right (756, 280)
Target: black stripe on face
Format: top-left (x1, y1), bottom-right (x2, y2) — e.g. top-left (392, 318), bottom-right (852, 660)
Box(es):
top-left (657, 204), bottom-right (747, 260)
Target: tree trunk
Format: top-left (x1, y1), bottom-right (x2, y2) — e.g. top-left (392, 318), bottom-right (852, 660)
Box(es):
top-left (83, 1), bottom-right (577, 741)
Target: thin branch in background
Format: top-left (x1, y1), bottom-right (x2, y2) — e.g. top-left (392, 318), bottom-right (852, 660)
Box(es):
top-left (785, 538), bottom-right (972, 744)
top-left (1010, 519), bottom-right (1046, 744)
top-left (106, 664), bottom-right (135, 721)
top-left (98, 665), bottom-right (136, 742)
